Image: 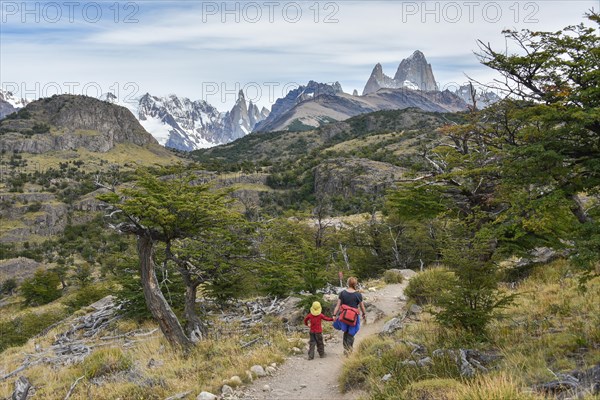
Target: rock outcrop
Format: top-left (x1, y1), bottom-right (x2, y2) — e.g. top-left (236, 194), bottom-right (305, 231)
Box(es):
top-left (0, 257), bottom-right (42, 282)
top-left (314, 158), bottom-right (406, 199)
top-left (0, 94), bottom-right (158, 154)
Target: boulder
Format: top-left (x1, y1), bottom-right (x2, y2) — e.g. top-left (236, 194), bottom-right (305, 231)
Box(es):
top-left (381, 317), bottom-right (403, 335)
top-left (196, 392), bottom-right (217, 400)
top-left (409, 304), bottom-right (423, 315)
top-left (221, 385), bottom-right (234, 395)
top-left (417, 357), bottom-right (433, 367)
top-left (250, 365), bottom-right (266, 377)
top-left (398, 269), bottom-right (417, 279)
top-left (228, 376), bottom-right (243, 387)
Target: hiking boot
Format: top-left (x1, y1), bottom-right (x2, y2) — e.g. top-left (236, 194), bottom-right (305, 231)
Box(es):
top-left (319, 354), bottom-right (325, 358)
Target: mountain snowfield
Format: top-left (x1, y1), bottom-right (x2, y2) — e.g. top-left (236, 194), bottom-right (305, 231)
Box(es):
top-left (0, 90), bottom-right (31, 119)
top-left (100, 91), bottom-right (269, 151)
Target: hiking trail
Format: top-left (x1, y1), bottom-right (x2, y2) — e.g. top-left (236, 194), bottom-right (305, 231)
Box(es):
top-left (241, 282), bottom-right (408, 400)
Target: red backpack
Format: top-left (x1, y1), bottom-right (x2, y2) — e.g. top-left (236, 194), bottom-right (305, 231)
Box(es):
top-left (339, 304), bottom-right (359, 326)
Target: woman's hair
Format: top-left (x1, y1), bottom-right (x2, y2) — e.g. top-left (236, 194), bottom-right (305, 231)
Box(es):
top-left (347, 277), bottom-right (358, 289)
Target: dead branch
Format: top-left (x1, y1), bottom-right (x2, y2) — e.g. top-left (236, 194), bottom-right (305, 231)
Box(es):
top-left (63, 375), bottom-right (85, 400)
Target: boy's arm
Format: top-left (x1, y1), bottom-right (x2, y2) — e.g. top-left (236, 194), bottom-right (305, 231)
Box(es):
top-left (303, 314), bottom-right (310, 326)
top-left (322, 314), bottom-right (334, 322)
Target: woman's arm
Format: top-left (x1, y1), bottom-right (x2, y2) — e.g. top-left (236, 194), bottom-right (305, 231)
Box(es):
top-left (333, 299), bottom-right (341, 316)
top-left (360, 302), bottom-right (367, 319)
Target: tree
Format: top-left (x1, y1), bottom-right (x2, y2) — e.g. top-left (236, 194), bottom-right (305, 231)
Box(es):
top-left (385, 13), bottom-right (600, 333)
top-left (435, 220), bottom-right (515, 334)
top-left (1, 278), bottom-right (17, 296)
top-left (20, 269), bottom-right (62, 306)
top-left (73, 264), bottom-right (93, 287)
top-left (473, 12), bottom-right (600, 269)
top-left (98, 170), bottom-right (246, 351)
top-left (258, 218), bottom-right (329, 295)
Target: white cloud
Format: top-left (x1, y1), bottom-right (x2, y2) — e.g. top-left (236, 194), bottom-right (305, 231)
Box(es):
top-left (1, 0), bottom-right (596, 109)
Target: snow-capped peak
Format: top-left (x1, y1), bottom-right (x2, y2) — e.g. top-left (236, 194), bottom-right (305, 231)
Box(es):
top-left (0, 89), bottom-right (31, 109)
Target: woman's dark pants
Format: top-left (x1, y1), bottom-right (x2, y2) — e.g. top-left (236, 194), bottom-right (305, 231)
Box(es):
top-left (343, 332), bottom-right (355, 354)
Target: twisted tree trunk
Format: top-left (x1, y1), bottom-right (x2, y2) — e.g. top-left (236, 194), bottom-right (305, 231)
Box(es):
top-left (184, 282), bottom-right (207, 342)
top-left (137, 235), bottom-right (193, 352)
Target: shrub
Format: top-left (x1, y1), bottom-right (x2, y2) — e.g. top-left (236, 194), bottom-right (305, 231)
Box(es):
top-left (20, 269), bottom-right (62, 306)
top-left (1, 278), bottom-right (17, 295)
top-left (404, 268), bottom-right (456, 305)
top-left (339, 354), bottom-right (378, 392)
top-left (26, 202), bottom-right (42, 212)
top-left (297, 294), bottom-right (335, 316)
top-left (82, 348), bottom-right (132, 379)
top-left (383, 269), bottom-right (404, 284)
top-left (63, 285), bottom-right (111, 311)
top-left (0, 309), bottom-right (67, 352)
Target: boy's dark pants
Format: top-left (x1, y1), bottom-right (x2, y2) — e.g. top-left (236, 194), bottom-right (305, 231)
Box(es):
top-left (308, 332), bottom-right (325, 359)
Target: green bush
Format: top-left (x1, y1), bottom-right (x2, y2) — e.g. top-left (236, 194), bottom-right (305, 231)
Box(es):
top-left (82, 348), bottom-right (132, 379)
top-left (1, 278), bottom-right (17, 295)
top-left (63, 285), bottom-right (111, 311)
top-left (26, 202), bottom-right (43, 212)
top-left (20, 269), bottom-right (62, 306)
top-left (383, 269), bottom-right (404, 284)
top-left (404, 268), bottom-right (456, 305)
top-left (297, 294), bottom-right (335, 316)
top-left (0, 309), bottom-right (68, 352)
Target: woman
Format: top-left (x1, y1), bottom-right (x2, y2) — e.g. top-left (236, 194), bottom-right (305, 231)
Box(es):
top-left (333, 277), bottom-right (367, 354)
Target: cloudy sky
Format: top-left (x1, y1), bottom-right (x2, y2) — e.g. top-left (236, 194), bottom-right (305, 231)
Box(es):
top-left (1, 0), bottom-right (597, 110)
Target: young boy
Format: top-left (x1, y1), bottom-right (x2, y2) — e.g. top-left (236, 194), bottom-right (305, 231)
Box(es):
top-left (303, 301), bottom-right (334, 360)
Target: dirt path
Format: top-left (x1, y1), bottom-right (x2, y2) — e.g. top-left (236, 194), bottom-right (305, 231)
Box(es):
top-left (241, 282), bottom-right (408, 400)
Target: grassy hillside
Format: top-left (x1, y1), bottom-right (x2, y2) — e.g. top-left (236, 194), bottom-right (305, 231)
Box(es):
top-left (189, 108), bottom-right (464, 216)
top-left (340, 260), bottom-right (600, 399)
top-left (191, 108), bottom-right (462, 167)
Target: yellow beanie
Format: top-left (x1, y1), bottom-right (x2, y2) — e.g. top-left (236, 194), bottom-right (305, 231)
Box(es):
top-left (310, 301), bottom-right (322, 316)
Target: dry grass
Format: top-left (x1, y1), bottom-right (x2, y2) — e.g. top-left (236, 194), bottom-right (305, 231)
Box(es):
top-left (20, 143), bottom-right (181, 172)
top-left (455, 372), bottom-right (542, 400)
top-left (0, 316), bottom-right (296, 399)
top-left (340, 260), bottom-right (600, 400)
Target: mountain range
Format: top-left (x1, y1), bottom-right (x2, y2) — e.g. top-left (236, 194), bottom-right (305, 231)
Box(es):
top-left (0, 50), bottom-right (500, 151)
top-left (100, 90), bottom-right (269, 151)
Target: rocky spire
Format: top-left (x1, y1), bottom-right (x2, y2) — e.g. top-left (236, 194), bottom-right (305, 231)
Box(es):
top-left (393, 50), bottom-right (438, 91)
top-left (362, 51), bottom-right (439, 94)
